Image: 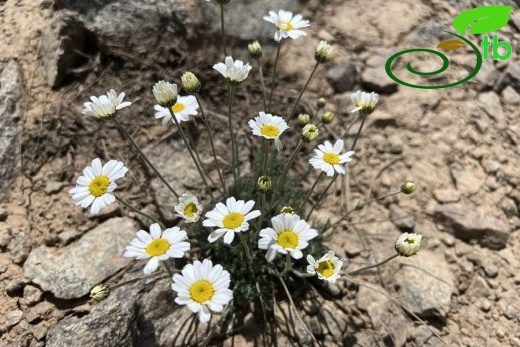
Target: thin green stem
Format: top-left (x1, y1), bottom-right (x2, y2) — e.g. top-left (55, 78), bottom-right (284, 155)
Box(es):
top-left (162, 261), bottom-right (175, 279)
top-left (297, 172), bottom-right (324, 214)
top-left (220, 3), bottom-right (227, 57)
top-left (254, 192), bottom-right (266, 238)
top-left (280, 253), bottom-right (291, 277)
top-left (339, 113), bottom-right (360, 139)
top-left (288, 62), bottom-right (319, 124)
top-left (256, 58), bottom-right (267, 111)
top-left (115, 195), bottom-right (164, 228)
top-left (195, 94), bottom-right (227, 196)
top-left (110, 271), bottom-right (167, 291)
top-left (237, 232), bottom-right (252, 261)
top-left (305, 172), bottom-right (337, 220)
top-left (350, 114), bottom-right (367, 152)
top-left (112, 118), bottom-right (179, 198)
top-left (201, 303), bottom-right (233, 347)
top-left (268, 42), bottom-right (282, 112)
top-left (275, 139), bottom-right (303, 191)
top-left (227, 85), bottom-right (238, 182)
top-left (167, 108), bottom-right (215, 200)
top-left (347, 253), bottom-right (399, 276)
top-left (261, 139), bottom-right (270, 176)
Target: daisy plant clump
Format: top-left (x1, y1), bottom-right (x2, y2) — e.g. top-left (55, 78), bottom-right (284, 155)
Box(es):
top-left (68, 4), bottom-right (421, 344)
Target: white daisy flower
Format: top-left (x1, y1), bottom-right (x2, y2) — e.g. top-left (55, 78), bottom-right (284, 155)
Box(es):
top-left (351, 91), bottom-right (379, 116)
top-left (154, 95), bottom-right (199, 125)
top-left (203, 197), bottom-right (261, 244)
top-left (175, 193), bottom-right (203, 223)
top-left (171, 259), bottom-right (233, 323)
top-left (263, 10), bottom-right (310, 42)
top-left (82, 89), bottom-right (131, 119)
top-left (258, 213), bottom-right (318, 262)
top-left (213, 56), bottom-right (252, 85)
top-left (306, 250), bottom-right (344, 283)
top-left (395, 232), bottom-right (423, 257)
top-left (248, 112), bottom-right (289, 151)
top-left (309, 139), bottom-right (354, 177)
top-left (124, 223), bottom-right (190, 275)
top-left (68, 158), bottom-right (128, 214)
top-left (153, 80), bottom-right (178, 107)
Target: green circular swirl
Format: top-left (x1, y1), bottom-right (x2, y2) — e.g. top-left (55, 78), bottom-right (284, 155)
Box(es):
top-left (385, 31), bottom-right (483, 89)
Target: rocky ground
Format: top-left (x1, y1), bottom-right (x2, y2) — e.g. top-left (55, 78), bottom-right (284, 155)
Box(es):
top-left (1, 0), bottom-right (520, 346)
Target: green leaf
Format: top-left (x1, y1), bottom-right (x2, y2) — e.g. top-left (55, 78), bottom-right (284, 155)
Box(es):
top-left (453, 5), bottom-right (514, 35)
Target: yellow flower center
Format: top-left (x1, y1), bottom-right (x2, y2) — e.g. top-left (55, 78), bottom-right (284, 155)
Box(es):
top-left (222, 212), bottom-right (244, 230)
top-left (172, 102), bottom-right (185, 113)
top-left (323, 152), bottom-right (340, 165)
top-left (189, 280), bottom-right (215, 304)
top-left (316, 260), bottom-right (335, 278)
top-left (280, 21), bottom-right (294, 31)
top-left (88, 175), bottom-right (110, 197)
top-left (145, 238), bottom-right (170, 257)
top-left (260, 124), bottom-right (279, 138)
top-left (358, 102), bottom-right (365, 108)
top-left (184, 202), bottom-right (198, 217)
top-left (277, 230), bottom-right (298, 249)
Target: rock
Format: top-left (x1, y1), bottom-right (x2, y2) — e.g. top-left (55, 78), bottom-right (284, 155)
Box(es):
top-left (499, 197), bottom-right (518, 217)
top-left (405, 17), bottom-right (451, 46)
top-left (6, 309), bottom-right (23, 329)
top-left (473, 61), bottom-right (499, 90)
top-left (41, 11), bottom-right (88, 88)
top-left (361, 67), bottom-right (398, 94)
top-left (10, 226), bottom-right (32, 265)
top-left (0, 60), bottom-right (23, 199)
top-left (495, 60), bottom-right (520, 93)
top-left (367, 111), bottom-right (398, 128)
top-left (450, 161), bottom-right (486, 196)
top-left (87, 203), bottom-right (122, 220)
top-left (502, 85), bottom-right (520, 104)
top-left (23, 285), bottom-right (43, 306)
top-left (394, 250), bottom-right (454, 320)
top-left (432, 188), bottom-right (460, 203)
top-left (478, 92), bottom-right (504, 124)
top-left (497, 291), bottom-right (520, 321)
top-left (26, 302), bottom-right (54, 324)
top-left (0, 223), bottom-right (12, 248)
top-left (24, 217), bottom-right (136, 299)
top-left (325, 62), bottom-right (357, 93)
top-left (433, 203), bottom-right (510, 249)
top-left (390, 204), bottom-right (415, 231)
top-left (0, 207), bottom-right (7, 221)
top-left (386, 135), bottom-right (403, 154)
top-left (466, 275), bottom-right (493, 300)
top-left (44, 181), bottom-right (64, 195)
top-left (144, 139), bottom-right (202, 223)
top-left (57, 228), bottom-right (82, 245)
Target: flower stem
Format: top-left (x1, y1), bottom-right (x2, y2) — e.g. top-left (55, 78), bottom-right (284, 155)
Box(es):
top-left (115, 195), bottom-right (164, 228)
top-left (227, 85), bottom-right (239, 182)
top-left (237, 232), bottom-right (252, 261)
top-left (195, 94), bottom-right (227, 196)
top-left (167, 108), bottom-right (215, 200)
top-left (350, 114), bottom-right (367, 152)
top-left (261, 138), bottom-right (270, 176)
top-left (254, 192), bottom-right (266, 238)
top-left (112, 118), bottom-right (179, 198)
top-left (110, 271), bottom-right (167, 291)
top-left (280, 253), bottom-right (291, 277)
top-left (288, 62), bottom-right (319, 124)
top-left (305, 172), bottom-right (337, 220)
top-left (220, 3), bottom-right (227, 57)
top-left (347, 253), bottom-right (399, 276)
top-left (275, 139), bottom-right (303, 192)
top-left (297, 172), bottom-right (324, 214)
top-left (256, 58), bottom-right (267, 111)
top-left (268, 42), bottom-right (282, 112)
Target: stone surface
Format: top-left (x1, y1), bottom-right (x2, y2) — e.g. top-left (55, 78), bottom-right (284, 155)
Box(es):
top-left (495, 60), bottom-right (520, 92)
top-left (325, 62), bottom-right (357, 93)
top-left (23, 285), bottom-right (43, 306)
top-left (433, 203), bottom-right (510, 249)
top-left (390, 204), bottom-right (415, 231)
top-left (9, 226), bottom-right (32, 265)
top-left (394, 250), bottom-right (454, 320)
top-left (24, 217), bottom-right (136, 299)
top-left (473, 61), bottom-right (499, 90)
top-left (502, 85), bottom-right (520, 104)
top-left (450, 161), bottom-right (486, 197)
top-left (0, 60), bottom-right (23, 199)
top-left (0, 207), bottom-right (7, 222)
top-left (367, 111), bottom-right (398, 128)
top-left (44, 181), bottom-right (64, 195)
top-left (478, 92), bottom-right (504, 124)
top-left (361, 67), bottom-right (399, 94)
top-left (432, 188), bottom-right (460, 203)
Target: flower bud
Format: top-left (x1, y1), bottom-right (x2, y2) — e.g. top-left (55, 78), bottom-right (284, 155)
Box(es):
top-left (316, 97), bottom-right (326, 109)
top-left (181, 72), bottom-right (201, 94)
top-left (257, 175), bottom-right (272, 193)
top-left (395, 233), bottom-right (422, 257)
top-left (321, 111), bottom-right (334, 124)
top-left (90, 284), bottom-right (110, 302)
top-left (298, 113), bottom-right (311, 125)
top-left (301, 124), bottom-right (319, 142)
top-left (153, 81), bottom-right (178, 107)
top-left (280, 206), bottom-right (295, 214)
top-left (401, 182), bottom-right (416, 195)
top-left (248, 41), bottom-right (263, 59)
top-left (315, 41), bottom-right (333, 64)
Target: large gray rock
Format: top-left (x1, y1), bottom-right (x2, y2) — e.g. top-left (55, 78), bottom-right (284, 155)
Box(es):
top-left (24, 217), bottom-right (136, 299)
top-left (495, 60), bottom-right (520, 93)
top-left (433, 203), bottom-right (510, 249)
top-left (394, 250), bottom-right (454, 320)
top-left (0, 60), bottom-right (23, 199)
top-left (325, 62), bottom-right (357, 93)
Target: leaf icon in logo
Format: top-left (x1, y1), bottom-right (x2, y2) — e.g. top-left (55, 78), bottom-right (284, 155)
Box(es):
top-left (437, 39), bottom-right (465, 50)
top-left (453, 5), bottom-right (514, 35)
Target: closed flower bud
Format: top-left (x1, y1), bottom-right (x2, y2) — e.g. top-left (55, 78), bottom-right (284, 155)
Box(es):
top-left (248, 41), bottom-right (263, 59)
top-left (395, 233), bottom-right (422, 257)
top-left (315, 41), bottom-right (333, 64)
top-left (317, 97), bottom-right (326, 109)
top-left (298, 113), bottom-right (311, 125)
top-left (257, 175), bottom-right (272, 193)
top-left (280, 206), bottom-right (295, 214)
top-left (301, 124), bottom-right (319, 142)
top-left (181, 72), bottom-right (201, 94)
top-left (401, 182), bottom-right (416, 195)
top-left (90, 284), bottom-right (110, 302)
top-left (153, 80), bottom-right (178, 107)
top-left (321, 111), bottom-right (334, 124)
